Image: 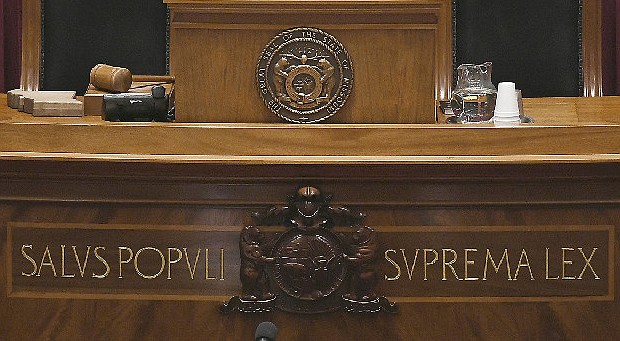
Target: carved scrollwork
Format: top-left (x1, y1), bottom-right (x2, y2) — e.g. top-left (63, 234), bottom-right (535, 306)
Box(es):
top-left (222, 186), bottom-right (397, 314)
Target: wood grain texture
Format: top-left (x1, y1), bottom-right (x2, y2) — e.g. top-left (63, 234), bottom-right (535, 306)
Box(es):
top-left (19, 0), bottom-right (602, 99)
top-left (167, 0), bottom-right (450, 123)
top-left (2, 95), bottom-right (620, 163)
top-left (7, 223), bottom-right (611, 302)
top-left (1, 185), bottom-right (619, 339)
top-left (1, 93), bottom-right (620, 339)
top-left (20, 0), bottom-right (42, 91)
top-left (582, 0), bottom-right (603, 97)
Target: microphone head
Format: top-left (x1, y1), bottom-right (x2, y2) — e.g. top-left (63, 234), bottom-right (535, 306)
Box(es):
top-left (255, 321), bottom-right (278, 341)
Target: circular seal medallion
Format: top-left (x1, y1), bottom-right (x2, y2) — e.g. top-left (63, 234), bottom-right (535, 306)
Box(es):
top-left (257, 27), bottom-right (353, 123)
top-left (272, 230), bottom-right (346, 300)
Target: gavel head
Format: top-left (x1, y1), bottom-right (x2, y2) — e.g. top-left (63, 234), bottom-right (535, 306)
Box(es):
top-left (90, 64), bottom-right (132, 93)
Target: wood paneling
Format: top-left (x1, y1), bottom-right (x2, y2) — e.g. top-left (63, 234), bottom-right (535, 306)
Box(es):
top-left (2, 95), bottom-right (620, 163)
top-left (20, 0), bottom-right (41, 91)
top-left (19, 0), bottom-right (603, 98)
top-left (167, 0), bottom-right (451, 123)
top-left (1, 175), bottom-right (619, 339)
top-left (7, 223), bottom-right (612, 302)
top-left (2, 94), bottom-right (620, 338)
top-left (583, 0), bottom-right (603, 97)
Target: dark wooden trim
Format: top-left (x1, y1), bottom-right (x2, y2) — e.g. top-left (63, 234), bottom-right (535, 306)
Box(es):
top-left (2, 160), bottom-right (620, 206)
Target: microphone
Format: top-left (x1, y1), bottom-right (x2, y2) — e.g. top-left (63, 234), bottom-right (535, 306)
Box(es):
top-left (255, 321), bottom-right (277, 341)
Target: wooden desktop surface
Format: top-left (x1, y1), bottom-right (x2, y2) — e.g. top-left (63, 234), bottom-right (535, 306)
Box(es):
top-left (1, 95), bottom-right (620, 163)
top-left (1, 94), bottom-right (620, 340)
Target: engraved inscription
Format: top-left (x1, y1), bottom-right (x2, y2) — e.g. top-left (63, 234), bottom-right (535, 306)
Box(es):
top-left (9, 224), bottom-right (234, 300)
top-left (7, 223), bottom-right (613, 302)
top-left (19, 243), bottom-right (226, 281)
top-left (377, 226), bottom-right (612, 300)
top-left (383, 247), bottom-right (601, 282)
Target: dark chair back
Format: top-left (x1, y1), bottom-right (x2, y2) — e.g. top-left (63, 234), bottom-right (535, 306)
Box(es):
top-left (453, 0), bottom-right (602, 97)
top-left (21, 1), bottom-right (602, 98)
top-left (22, 0), bottom-right (168, 95)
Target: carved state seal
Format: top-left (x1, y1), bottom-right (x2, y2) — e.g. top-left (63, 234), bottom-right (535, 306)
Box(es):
top-left (257, 27), bottom-right (353, 123)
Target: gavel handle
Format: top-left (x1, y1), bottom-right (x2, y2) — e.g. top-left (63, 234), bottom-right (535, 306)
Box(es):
top-left (131, 75), bottom-right (175, 83)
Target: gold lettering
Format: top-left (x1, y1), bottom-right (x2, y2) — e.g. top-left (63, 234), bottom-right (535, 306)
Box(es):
top-left (384, 249), bottom-right (401, 281)
top-left (167, 247), bottom-right (183, 280)
top-left (205, 248), bottom-right (216, 280)
top-left (37, 245), bottom-right (57, 277)
top-left (61, 245), bottom-right (75, 278)
top-left (578, 247), bottom-right (600, 280)
top-left (545, 248), bottom-right (559, 280)
top-left (118, 246), bottom-right (133, 279)
top-left (134, 247), bottom-right (165, 279)
top-left (561, 247), bottom-right (576, 280)
top-left (184, 248), bottom-right (201, 280)
top-left (72, 245), bottom-right (91, 278)
top-left (423, 249), bottom-right (438, 281)
top-left (442, 249), bottom-right (460, 281)
top-left (21, 244), bottom-right (37, 277)
top-left (483, 249), bottom-right (511, 280)
top-left (92, 246), bottom-right (110, 279)
top-left (513, 249), bottom-right (534, 280)
top-left (401, 248), bottom-right (419, 280)
top-left (464, 248), bottom-right (478, 281)
top-left (220, 248), bottom-right (225, 280)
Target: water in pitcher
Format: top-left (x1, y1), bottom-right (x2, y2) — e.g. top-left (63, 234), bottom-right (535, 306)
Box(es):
top-left (451, 62), bottom-right (497, 123)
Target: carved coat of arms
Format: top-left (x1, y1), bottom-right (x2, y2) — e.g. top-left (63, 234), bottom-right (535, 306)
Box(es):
top-left (221, 186), bottom-right (397, 314)
top-left (257, 27), bottom-right (354, 123)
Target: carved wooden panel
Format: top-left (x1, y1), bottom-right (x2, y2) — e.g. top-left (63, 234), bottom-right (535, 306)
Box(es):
top-left (1, 162), bottom-right (620, 340)
top-left (166, 0), bottom-right (452, 123)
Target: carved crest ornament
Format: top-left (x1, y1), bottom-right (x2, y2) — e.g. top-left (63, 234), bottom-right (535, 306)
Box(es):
top-left (257, 27), bottom-right (354, 123)
top-left (221, 186), bottom-right (398, 314)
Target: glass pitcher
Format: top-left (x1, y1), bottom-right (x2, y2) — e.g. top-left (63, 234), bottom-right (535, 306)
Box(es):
top-left (451, 62), bottom-right (497, 123)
